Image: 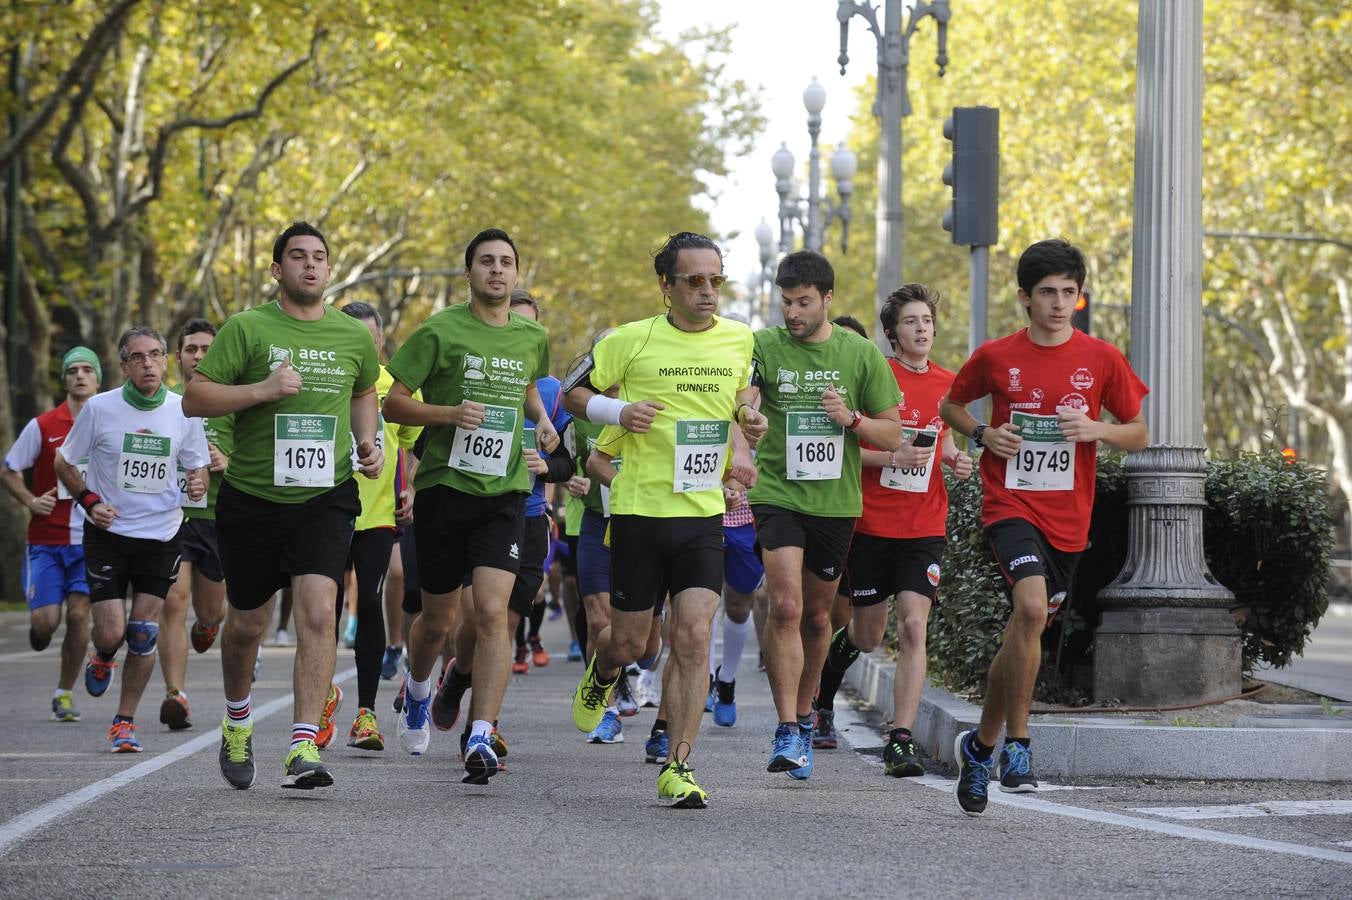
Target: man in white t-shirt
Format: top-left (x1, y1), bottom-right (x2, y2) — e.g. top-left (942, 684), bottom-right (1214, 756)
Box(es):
top-left (55, 326), bottom-right (210, 753)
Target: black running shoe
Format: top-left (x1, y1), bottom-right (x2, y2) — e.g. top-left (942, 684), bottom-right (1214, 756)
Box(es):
top-left (954, 730), bottom-right (992, 816)
top-left (882, 733), bottom-right (924, 777)
top-left (432, 658), bottom-right (470, 731)
top-left (998, 740), bottom-right (1038, 793)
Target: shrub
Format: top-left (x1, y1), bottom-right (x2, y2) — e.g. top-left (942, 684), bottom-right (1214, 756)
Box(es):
top-left (922, 452), bottom-right (1333, 698)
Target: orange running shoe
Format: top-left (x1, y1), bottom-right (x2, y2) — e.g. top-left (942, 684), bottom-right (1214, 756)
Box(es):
top-left (511, 645), bottom-right (528, 675)
top-left (528, 637), bottom-right (549, 668)
top-left (316, 682), bottom-right (344, 749)
top-left (190, 621), bottom-right (220, 653)
top-left (108, 720), bottom-right (141, 753)
top-left (347, 708), bottom-right (384, 751)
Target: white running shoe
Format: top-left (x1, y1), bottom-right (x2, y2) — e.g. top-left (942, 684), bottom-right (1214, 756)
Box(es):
top-left (635, 668), bottom-right (661, 708)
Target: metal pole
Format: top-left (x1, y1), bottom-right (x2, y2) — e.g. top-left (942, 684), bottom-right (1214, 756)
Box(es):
top-left (5, 46), bottom-right (23, 431)
top-left (873, 0), bottom-right (903, 352)
top-left (967, 243), bottom-right (989, 422)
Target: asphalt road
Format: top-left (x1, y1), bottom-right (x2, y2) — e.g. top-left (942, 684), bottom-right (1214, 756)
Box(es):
top-left (1261, 604), bottom-right (1352, 702)
top-left (0, 610), bottom-right (1349, 899)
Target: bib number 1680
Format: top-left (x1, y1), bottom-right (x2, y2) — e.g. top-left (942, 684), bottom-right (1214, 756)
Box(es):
top-left (794, 441), bottom-right (836, 464)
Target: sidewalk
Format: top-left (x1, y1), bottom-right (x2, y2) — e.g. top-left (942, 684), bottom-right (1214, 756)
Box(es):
top-left (843, 605), bottom-right (1352, 782)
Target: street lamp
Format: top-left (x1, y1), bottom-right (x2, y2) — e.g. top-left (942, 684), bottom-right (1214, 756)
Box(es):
top-left (753, 218), bottom-right (777, 325)
top-left (772, 77), bottom-right (858, 258)
top-left (837, 0), bottom-right (950, 348)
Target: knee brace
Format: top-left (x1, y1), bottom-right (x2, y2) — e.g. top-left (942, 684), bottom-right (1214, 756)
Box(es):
top-left (126, 619), bottom-right (160, 656)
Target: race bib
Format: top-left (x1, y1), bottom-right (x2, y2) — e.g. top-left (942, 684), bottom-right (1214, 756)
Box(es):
top-left (56, 458), bottom-right (89, 501)
top-left (118, 433), bottom-right (171, 494)
top-left (673, 420), bottom-right (729, 493)
top-left (274, 414), bottom-right (337, 487)
top-left (448, 404), bottom-right (517, 476)
top-left (786, 412), bottom-right (843, 481)
top-left (881, 429), bottom-right (938, 493)
top-left (349, 415), bottom-right (385, 471)
top-left (1005, 412), bottom-right (1075, 492)
top-left (178, 466), bottom-right (208, 509)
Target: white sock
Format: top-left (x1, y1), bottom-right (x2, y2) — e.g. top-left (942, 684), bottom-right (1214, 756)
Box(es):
top-left (471, 718), bottom-right (493, 740)
top-left (708, 612), bottom-right (719, 677)
top-left (54, 688), bottom-right (71, 699)
top-left (720, 615), bottom-right (752, 682)
top-left (407, 674), bottom-right (433, 702)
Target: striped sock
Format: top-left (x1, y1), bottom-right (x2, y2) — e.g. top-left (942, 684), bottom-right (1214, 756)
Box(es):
top-left (290, 723), bottom-right (319, 751)
top-left (225, 696), bottom-right (251, 728)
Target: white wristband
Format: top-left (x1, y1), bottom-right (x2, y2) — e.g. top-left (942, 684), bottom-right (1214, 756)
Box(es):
top-left (586, 394), bottom-right (627, 426)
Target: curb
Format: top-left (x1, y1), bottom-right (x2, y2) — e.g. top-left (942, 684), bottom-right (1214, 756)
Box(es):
top-left (843, 649), bottom-right (1352, 782)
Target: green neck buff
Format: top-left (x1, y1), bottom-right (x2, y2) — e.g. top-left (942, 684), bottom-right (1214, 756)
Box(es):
top-left (121, 380), bottom-right (167, 412)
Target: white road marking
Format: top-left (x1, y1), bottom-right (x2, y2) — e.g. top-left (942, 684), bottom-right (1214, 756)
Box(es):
top-left (1132, 800), bottom-right (1352, 821)
top-left (1336, 840), bottom-right (1352, 848)
top-left (832, 703), bottom-right (1352, 866)
top-left (0, 666), bottom-right (357, 858)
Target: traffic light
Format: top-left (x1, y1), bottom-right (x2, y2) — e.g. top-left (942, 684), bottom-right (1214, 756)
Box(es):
top-left (1072, 289), bottom-right (1091, 333)
top-left (941, 106), bottom-right (999, 247)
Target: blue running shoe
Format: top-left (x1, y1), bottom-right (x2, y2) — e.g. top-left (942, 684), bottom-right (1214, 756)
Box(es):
top-left (645, 729), bottom-right (669, 764)
top-left (998, 740), bottom-right (1038, 793)
top-left (767, 723), bottom-right (807, 773)
top-left (462, 733), bottom-right (499, 784)
top-left (380, 646), bottom-right (402, 680)
top-left (954, 730), bottom-right (993, 816)
top-left (397, 679), bottom-right (431, 756)
top-left (712, 677), bottom-right (736, 727)
top-left (84, 653), bottom-right (116, 697)
top-left (704, 678), bottom-right (715, 714)
top-left (788, 728), bottom-right (814, 780)
top-left (587, 709), bottom-right (624, 744)
top-left (567, 640), bottom-right (583, 662)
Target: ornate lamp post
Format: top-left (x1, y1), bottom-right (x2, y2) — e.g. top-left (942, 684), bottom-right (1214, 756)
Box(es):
top-left (837, 0), bottom-right (950, 348)
top-left (772, 78), bottom-right (858, 258)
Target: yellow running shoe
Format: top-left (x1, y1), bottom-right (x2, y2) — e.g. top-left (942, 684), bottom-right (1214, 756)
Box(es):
top-left (571, 653), bottom-right (615, 733)
top-left (347, 707), bottom-right (384, 750)
top-left (657, 760), bottom-right (708, 809)
top-left (283, 740), bottom-right (334, 790)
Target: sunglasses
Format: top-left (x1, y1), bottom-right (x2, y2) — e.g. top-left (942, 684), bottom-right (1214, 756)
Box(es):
top-left (670, 273), bottom-right (727, 290)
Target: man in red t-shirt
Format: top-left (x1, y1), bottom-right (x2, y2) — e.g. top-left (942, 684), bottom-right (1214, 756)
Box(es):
top-left (941, 239), bottom-right (1149, 816)
top-left (812, 285), bottom-right (972, 773)
top-left (1, 346), bottom-right (101, 722)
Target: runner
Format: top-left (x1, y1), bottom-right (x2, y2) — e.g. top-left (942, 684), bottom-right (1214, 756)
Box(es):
top-left (330, 300), bottom-right (422, 753)
top-left (941, 238), bottom-right (1148, 815)
top-left (562, 231), bottom-right (766, 808)
top-left (426, 288), bottom-right (571, 763)
top-left (744, 249), bottom-right (902, 781)
top-left (55, 327), bottom-right (209, 752)
top-left (158, 319), bottom-right (233, 732)
top-left (706, 441), bottom-right (766, 729)
top-left (1, 347), bottom-right (100, 722)
top-left (812, 285), bottom-right (973, 772)
top-left (184, 221), bottom-right (383, 789)
top-left (382, 228), bottom-right (557, 785)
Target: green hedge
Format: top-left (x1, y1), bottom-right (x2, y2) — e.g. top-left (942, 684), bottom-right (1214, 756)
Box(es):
top-left (923, 452), bottom-right (1334, 698)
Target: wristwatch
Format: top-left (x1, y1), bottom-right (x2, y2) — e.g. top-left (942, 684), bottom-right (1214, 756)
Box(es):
top-left (846, 410), bottom-right (863, 431)
top-left (971, 424), bottom-right (988, 448)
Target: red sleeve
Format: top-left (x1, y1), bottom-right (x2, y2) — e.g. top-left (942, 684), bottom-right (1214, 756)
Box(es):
top-left (946, 343), bottom-right (990, 406)
top-left (1100, 344), bottom-right (1149, 422)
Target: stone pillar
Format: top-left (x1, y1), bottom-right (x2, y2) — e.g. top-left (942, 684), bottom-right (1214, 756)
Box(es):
top-left (1093, 0), bottom-right (1242, 705)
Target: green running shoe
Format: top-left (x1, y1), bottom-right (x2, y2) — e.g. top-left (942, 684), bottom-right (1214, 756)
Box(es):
top-left (282, 740), bottom-right (334, 790)
top-left (571, 653), bottom-right (614, 733)
top-left (219, 719), bottom-right (256, 790)
top-left (657, 760), bottom-right (708, 809)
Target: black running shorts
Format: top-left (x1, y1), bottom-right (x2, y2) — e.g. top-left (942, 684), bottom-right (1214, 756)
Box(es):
top-left (751, 504), bottom-right (855, 583)
top-left (608, 514), bottom-right (723, 613)
top-left (413, 484), bottom-right (526, 594)
top-left (842, 532), bottom-right (946, 606)
top-left (985, 517), bottom-right (1082, 623)
top-left (178, 517), bottom-right (224, 584)
top-left (216, 479), bottom-right (359, 611)
top-left (83, 526), bottom-right (182, 603)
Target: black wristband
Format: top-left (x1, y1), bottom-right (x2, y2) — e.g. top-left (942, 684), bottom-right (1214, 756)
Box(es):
top-left (971, 424), bottom-right (988, 449)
